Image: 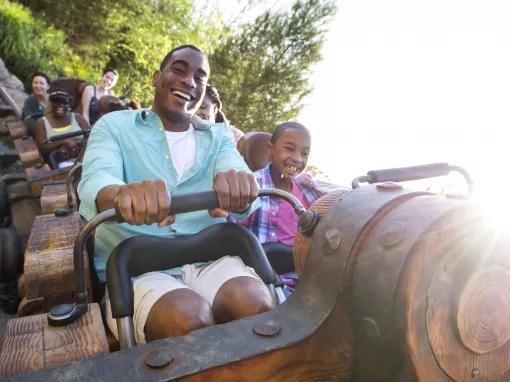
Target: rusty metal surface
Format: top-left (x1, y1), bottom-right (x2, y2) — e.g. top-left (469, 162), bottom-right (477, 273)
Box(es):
top-left (11, 185), bottom-right (427, 381)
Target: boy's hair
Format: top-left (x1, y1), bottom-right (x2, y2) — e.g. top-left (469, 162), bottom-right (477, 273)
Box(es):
top-left (271, 121), bottom-right (310, 143)
top-left (159, 45), bottom-right (204, 71)
top-left (102, 67), bottom-right (118, 76)
top-left (205, 84), bottom-right (227, 123)
top-left (31, 71), bottom-right (50, 85)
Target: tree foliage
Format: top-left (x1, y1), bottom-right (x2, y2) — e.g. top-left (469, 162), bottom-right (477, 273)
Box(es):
top-left (0, 0), bottom-right (90, 89)
top-left (9, 0), bottom-right (222, 104)
top-left (209, 0), bottom-right (336, 132)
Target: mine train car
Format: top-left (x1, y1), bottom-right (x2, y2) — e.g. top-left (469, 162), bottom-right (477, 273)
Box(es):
top-left (2, 85), bottom-right (510, 381)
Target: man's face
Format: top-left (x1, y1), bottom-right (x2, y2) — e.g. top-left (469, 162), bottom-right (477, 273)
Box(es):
top-left (153, 48), bottom-right (209, 123)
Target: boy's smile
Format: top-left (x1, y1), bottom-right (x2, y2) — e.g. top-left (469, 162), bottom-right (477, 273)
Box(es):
top-left (270, 127), bottom-right (311, 180)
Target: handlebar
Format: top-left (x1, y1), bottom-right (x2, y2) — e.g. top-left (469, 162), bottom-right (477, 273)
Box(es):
top-left (47, 188), bottom-right (320, 327)
top-left (42, 129), bottom-right (90, 144)
top-left (351, 162), bottom-right (474, 193)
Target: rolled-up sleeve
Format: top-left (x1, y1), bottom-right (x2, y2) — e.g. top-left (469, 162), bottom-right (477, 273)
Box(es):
top-left (78, 117), bottom-right (126, 221)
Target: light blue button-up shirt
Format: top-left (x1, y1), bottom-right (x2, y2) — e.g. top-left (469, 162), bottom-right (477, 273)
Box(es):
top-left (78, 109), bottom-right (258, 281)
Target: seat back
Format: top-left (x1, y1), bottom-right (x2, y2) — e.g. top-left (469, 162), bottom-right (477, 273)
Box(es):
top-left (238, 131), bottom-right (271, 171)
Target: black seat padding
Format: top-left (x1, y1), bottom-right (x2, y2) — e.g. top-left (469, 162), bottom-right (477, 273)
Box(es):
top-left (263, 243), bottom-right (295, 274)
top-left (107, 223), bottom-right (279, 319)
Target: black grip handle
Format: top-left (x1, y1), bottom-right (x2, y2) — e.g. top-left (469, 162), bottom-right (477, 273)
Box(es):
top-left (367, 162), bottom-right (450, 183)
top-left (113, 191), bottom-right (220, 222)
top-left (44, 129), bottom-right (90, 143)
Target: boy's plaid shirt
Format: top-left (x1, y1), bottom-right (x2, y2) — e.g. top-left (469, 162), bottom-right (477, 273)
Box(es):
top-left (237, 164), bottom-right (325, 243)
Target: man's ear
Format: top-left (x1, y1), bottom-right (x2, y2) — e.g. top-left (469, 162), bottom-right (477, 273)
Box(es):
top-left (152, 70), bottom-right (160, 87)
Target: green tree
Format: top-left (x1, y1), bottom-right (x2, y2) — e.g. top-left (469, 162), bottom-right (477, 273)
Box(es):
top-left (209, 0), bottom-right (336, 132)
top-left (13, 0), bottom-right (223, 104)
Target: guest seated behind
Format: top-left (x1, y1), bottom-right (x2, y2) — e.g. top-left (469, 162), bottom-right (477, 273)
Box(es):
top-left (234, 122), bottom-right (324, 294)
top-left (81, 68), bottom-right (119, 126)
top-left (35, 90), bottom-right (90, 169)
top-left (196, 84), bottom-right (244, 144)
top-left (22, 72), bottom-right (50, 135)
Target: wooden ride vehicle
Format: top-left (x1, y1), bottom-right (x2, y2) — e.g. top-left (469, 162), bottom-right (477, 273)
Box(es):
top-left (3, 163), bottom-right (510, 381)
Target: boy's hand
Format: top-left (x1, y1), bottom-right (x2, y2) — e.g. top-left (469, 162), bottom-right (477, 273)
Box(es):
top-left (113, 178), bottom-right (175, 226)
top-left (211, 170), bottom-right (258, 216)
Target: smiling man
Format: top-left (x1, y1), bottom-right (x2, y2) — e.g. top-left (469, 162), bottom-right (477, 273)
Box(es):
top-left (78, 45), bottom-right (274, 344)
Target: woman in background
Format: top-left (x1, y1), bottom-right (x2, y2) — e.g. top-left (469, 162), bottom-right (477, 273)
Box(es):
top-left (81, 68), bottom-right (119, 125)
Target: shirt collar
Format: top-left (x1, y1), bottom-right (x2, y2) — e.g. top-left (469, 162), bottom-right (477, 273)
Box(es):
top-left (135, 109), bottom-right (212, 132)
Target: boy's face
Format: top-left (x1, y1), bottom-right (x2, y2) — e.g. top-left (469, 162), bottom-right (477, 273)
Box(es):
top-left (269, 128), bottom-right (311, 179)
top-left (196, 95), bottom-right (218, 122)
top-left (153, 48), bottom-right (209, 123)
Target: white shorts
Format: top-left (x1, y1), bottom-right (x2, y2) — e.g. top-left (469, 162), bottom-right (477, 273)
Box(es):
top-left (105, 255), bottom-right (262, 344)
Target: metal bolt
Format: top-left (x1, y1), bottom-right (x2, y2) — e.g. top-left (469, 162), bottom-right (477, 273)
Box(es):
top-left (144, 350), bottom-right (174, 369)
top-left (324, 228), bottom-right (341, 252)
top-left (471, 368), bottom-right (480, 379)
top-left (376, 181), bottom-right (403, 191)
top-left (253, 320), bottom-right (281, 337)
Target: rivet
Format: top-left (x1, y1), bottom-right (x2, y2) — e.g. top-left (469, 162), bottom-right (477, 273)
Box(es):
top-left (324, 228), bottom-right (341, 252)
top-left (253, 320), bottom-right (281, 337)
top-left (378, 222), bottom-right (406, 247)
top-left (143, 350), bottom-right (174, 369)
top-left (376, 181), bottom-right (403, 191)
top-left (471, 368), bottom-right (480, 379)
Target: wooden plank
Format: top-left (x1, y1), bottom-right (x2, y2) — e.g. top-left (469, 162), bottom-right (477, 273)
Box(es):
top-left (0, 315), bottom-right (44, 377)
top-left (40, 183), bottom-right (75, 214)
top-left (6, 120), bottom-right (28, 139)
top-left (43, 304), bottom-right (109, 369)
top-left (13, 136), bottom-right (41, 168)
top-left (0, 304), bottom-right (109, 378)
top-left (27, 167), bottom-right (70, 197)
top-left (23, 212), bottom-right (90, 300)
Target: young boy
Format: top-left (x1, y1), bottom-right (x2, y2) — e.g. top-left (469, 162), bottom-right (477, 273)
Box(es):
top-left (237, 122), bottom-right (325, 293)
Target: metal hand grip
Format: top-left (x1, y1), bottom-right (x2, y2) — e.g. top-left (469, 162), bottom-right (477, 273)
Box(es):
top-left (352, 162), bottom-right (474, 194)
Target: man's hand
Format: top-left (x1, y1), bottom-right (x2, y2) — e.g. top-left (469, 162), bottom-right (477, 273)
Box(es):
top-left (113, 178), bottom-right (175, 226)
top-left (211, 170), bottom-right (259, 217)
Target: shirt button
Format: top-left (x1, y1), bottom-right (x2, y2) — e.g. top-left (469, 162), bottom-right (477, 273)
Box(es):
top-left (165, 155), bottom-right (169, 159)
top-left (159, 128), bottom-right (163, 132)
top-left (272, 212), bottom-right (276, 216)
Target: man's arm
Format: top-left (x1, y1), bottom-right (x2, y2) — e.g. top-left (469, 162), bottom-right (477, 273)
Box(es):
top-left (78, 115), bottom-right (174, 226)
top-left (212, 124), bottom-right (260, 217)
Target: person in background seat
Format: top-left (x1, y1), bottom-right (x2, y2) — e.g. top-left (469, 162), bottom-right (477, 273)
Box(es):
top-left (196, 84), bottom-right (244, 144)
top-left (81, 68), bottom-right (119, 126)
top-left (234, 122), bottom-right (325, 294)
top-left (35, 90), bottom-right (90, 168)
top-left (22, 72), bottom-right (50, 135)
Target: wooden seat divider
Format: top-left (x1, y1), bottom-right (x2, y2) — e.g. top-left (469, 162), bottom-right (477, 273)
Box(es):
top-left (0, 303), bottom-right (108, 378)
top-left (27, 166), bottom-right (71, 197)
top-left (22, 212), bottom-right (92, 312)
top-left (13, 136), bottom-right (42, 168)
top-left (6, 120), bottom-right (28, 139)
top-left (40, 182), bottom-right (75, 214)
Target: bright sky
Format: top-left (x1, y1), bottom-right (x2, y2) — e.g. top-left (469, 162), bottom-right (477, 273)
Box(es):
top-left (218, 0), bottom-right (510, 221)
top-left (297, 0), bottom-right (510, 221)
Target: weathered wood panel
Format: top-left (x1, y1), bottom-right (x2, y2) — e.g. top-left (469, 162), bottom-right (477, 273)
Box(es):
top-left (0, 304), bottom-right (108, 378)
top-left (23, 212), bottom-right (90, 303)
top-left (40, 183), bottom-right (74, 214)
top-left (13, 136), bottom-right (41, 168)
top-left (27, 167), bottom-right (70, 197)
top-left (7, 120), bottom-right (28, 139)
